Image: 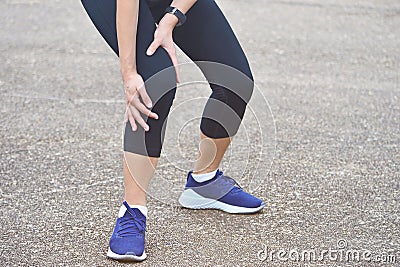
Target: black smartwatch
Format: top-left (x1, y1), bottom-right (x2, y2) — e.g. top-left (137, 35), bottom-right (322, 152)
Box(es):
top-left (165, 6), bottom-right (186, 27)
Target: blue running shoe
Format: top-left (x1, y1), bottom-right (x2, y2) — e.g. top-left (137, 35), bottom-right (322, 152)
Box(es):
top-left (178, 170), bottom-right (265, 214)
top-left (107, 201), bottom-right (147, 261)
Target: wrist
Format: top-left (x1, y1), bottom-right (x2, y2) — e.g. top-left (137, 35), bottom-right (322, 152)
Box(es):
top-left (160, 13), bottom-right (179, 29)
top-left (164, 6), bottom-right (186, 27)
top-left (120, 66), bottom-right (137, 81)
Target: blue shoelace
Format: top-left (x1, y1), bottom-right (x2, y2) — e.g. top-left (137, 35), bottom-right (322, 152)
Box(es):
top-left (117, 202), bottom-right (146, 237)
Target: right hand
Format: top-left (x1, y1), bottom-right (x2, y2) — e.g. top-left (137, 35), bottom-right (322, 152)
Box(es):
top-left (146, 14), bottom-right (180, 83)
top-left (123, 71), bottom-right (158, 131)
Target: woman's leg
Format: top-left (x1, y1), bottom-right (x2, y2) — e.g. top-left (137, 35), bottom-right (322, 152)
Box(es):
top-left (168, 2), bottom-right (263, 212)
top-left (193, 133), bottom-right (231, 174)
top-left (81, 0), bottom-right (178, 260)
top-left (149, 0), bottom-right (254, 173)
top-left (123, 153), bottom-right (157, 206)
top-left (81, 0), bottom-right (177, 205)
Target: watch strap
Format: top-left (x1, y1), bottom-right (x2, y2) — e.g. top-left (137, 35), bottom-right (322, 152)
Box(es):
top-left (165, 6), bottom-right (187, 27)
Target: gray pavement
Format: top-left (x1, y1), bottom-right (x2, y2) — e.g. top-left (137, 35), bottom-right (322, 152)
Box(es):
top-left (1, 0), bottom-right (399, 266)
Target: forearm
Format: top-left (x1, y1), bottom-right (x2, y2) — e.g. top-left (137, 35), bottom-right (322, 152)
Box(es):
top-left (116, 0), bottom-right (139, 79)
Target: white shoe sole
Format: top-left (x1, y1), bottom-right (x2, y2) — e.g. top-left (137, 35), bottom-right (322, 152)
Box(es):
top-left (178, 189), bottom-right (264, 214)
top-left (107, 248), bottom-right (147, 261)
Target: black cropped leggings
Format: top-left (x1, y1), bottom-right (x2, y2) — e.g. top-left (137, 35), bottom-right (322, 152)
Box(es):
top-left (81, 0), bottom-right (254, 157)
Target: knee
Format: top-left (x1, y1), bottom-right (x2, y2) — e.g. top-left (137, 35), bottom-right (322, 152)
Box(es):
top-left (201, 60), bottom-right (254, 104)
top-left (225, 66), bottom-right (254, 106)
top-left (141, 58), bottom-right (177, 108)
top-left (241, 69), bottom-right (254, 104)
top-left (237, 56), bottom-right (255, 103)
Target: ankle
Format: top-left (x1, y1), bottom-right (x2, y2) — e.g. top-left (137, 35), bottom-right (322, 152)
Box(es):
top-left (124, 197), bottom-right (146, 207)
top-left (193, 167), bottom-right (218, 175)
top-left (120, 201), bottom-right (148, 217)
top-left (191, 169), bottom-right (218, 182)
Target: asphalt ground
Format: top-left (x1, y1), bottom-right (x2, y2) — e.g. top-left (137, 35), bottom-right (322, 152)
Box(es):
top-left (1, 0), bottom-right (399, 266)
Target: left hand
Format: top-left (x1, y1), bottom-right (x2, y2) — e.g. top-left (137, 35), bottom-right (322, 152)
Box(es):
top-left (146, 14), bottom-right (180, 83)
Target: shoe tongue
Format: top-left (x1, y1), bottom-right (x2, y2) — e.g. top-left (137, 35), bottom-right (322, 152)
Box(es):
top-left (118, 203), bottom-right (147, 218)
top-left (129, 205), bottom-right (148, 217)
top-left (221, 176), bottom-right (235, 186)
top-left (221, 176), bottom-right (242, 193)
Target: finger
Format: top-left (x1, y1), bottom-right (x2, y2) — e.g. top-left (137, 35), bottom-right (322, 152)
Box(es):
top-left (146, 39), bottom-right (160, 56)
top-left (130, 105), bottom-right (150, 131)
top-left (165, 47), bottom-right (180, 83)
top-left (127, 107), bottom-right (137, 131)
top-left (124, 106), bottom-right (128, 123)
top-left (132, 98), bottom-right (159, 119)
top-left (126, 92), bottom-right (136, 106)
top-left (137, 84), bottom-right (153, 109)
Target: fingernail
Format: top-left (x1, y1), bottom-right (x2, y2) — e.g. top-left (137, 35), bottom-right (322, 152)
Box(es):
top-left (154, 114), bottom-right (159, 120)
top-left (146, 49), bottom-right (152, 55)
